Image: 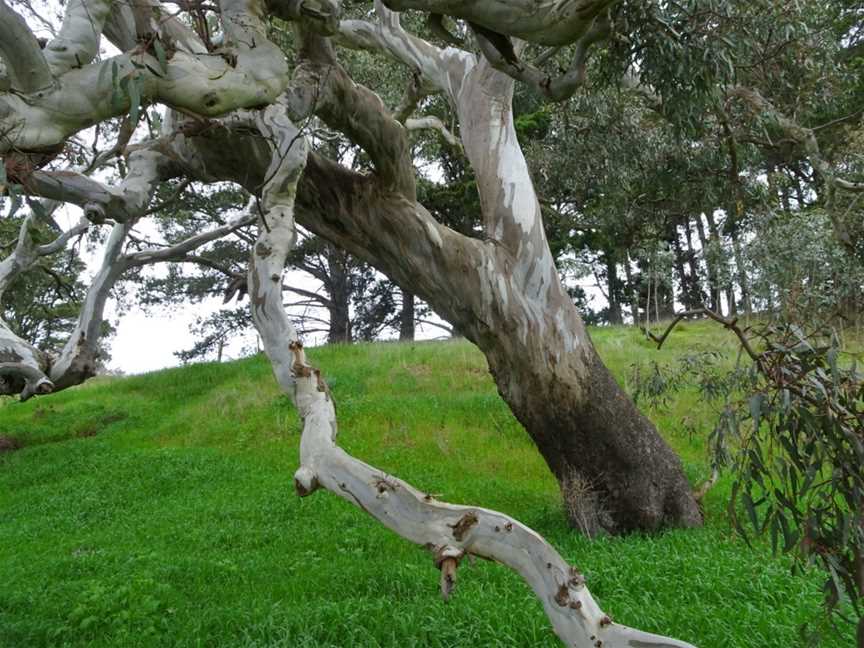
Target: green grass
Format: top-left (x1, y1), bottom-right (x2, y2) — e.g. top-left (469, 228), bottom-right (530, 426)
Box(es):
top-left (0, 321), bottom-right (853, 647)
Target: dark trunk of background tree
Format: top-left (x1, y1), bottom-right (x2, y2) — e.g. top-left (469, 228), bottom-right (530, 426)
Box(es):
top-left (683, 220), bottom-right (704, 307)
top-left (326, 245), bottom-right (353, 343)
top-left (671, 234), bottom-right (694, 310)
top-left (624, 251), bottom-right (640, 323)
top-left (731, 230), bottom-right (752, 315)
top-left (604, 252), bottom-right (623, 325)
top-left (658, 273), bottom-right (676, 320)
top-left (399, 291), bottom-right (415, 341)
top-left (705, 212), bottom-right (736, 316)
top-left (694, 214), bottom-right (721, 313)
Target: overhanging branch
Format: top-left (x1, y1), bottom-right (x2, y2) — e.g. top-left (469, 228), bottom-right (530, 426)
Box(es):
top-left (0, 0), bottom-right (53, 93)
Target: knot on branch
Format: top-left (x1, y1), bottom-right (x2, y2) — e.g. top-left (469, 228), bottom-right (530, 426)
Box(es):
top-left (289, 340), bottom-right (313, 377)
top-left (447, 511), bottom-right (478, 541)
top-left (433, 545), bottom-right (464, 601)
top-left (293, 465), bottom-right (319, 496)
top-left (288, 0), bottom-right (340, 35)
top-left (83, 203), bottom-right (107, 224)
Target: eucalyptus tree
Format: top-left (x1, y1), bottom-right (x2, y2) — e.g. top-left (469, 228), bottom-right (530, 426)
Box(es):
top-left (8, 0), bottom-right (844, 645)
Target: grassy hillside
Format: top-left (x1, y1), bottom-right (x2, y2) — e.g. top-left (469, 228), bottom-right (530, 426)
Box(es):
top-left (0, 322), bottom-right (853, 647)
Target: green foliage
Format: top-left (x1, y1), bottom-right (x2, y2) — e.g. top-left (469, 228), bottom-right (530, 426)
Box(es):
top-left (0, 323), bottom-right (855, 647)
top-left (632, 318), bottom-right (864, 638)
top-left (0, 215), bottom-right (90, 353)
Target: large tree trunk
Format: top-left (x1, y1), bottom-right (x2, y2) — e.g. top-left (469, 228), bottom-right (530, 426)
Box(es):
top-left (243, 97), bottom-right (695, 648)
top-left (449, 63), bottom-right (697, 533)
top-left (294, 41), bottom-right (699, 533)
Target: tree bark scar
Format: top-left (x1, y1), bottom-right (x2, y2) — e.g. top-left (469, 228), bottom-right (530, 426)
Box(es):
top-left (554, 582), bottom-right (570, 606)
top-left (448, 511), bottom-right (478, 541)
top-left (313, 368), bottom-right (330, 399)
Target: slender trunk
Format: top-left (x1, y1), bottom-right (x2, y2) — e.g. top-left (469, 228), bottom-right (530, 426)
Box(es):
top-left (671, 231), bottom-right (691, 310)
top-left (704, 212), bottom-right (735, 316)
top-left (325, 245), bottom-right (352, 343)
top-left (399, 291), bottom-right (415, 340)
top-left (682, 220), bottom-right (704, 307)
top-left (604, 252), bottom-right (623, 325)
top-left (730, 229), bottom-right (752, 316)
top-left (694, 214), bottom-right (721, 313)
top-left (623, 251), bottom-right (639, 324)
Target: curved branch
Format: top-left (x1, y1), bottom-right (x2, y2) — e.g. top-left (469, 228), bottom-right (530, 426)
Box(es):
top-left (381, 0), bottom-right (613, 46)
top-left (124, 214), bottom-right (255, 267)
top-left (0, 0), bottom-right (290, 152)
top-left (27, 148), bottom-right (170, 222)
top-left (281, 340), bottom-right (697, 648)
top-left (0, 321), bottom-right (52, 400)
top-left (337, 0), bottom-right (471, 100)
top-left (405, 115), bottom-right (461, 149)
top-left (35, 216), bottom-right (90, 255)
top-left (238, 91), bottom-right (695, 648)
top-left (49, 221), bottom-right (133, 389)
top-left (0, 0), bottom-right (53, 93)
top-left (43, 0), bottom-right (114, 75)
top-left (289, 29), bottom-right (416, 196)
top-left (470, 12), bottom-right (610, 102)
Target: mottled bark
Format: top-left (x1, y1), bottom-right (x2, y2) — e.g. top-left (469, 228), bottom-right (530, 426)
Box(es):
top-left (3, 0), bottom-right (709, 643)
top-left (245, 99), bottom-right (696, 648)
top-left (299, 25), bottom-right (700, 533)
top-left (158, 12), bottom-right (703, 535)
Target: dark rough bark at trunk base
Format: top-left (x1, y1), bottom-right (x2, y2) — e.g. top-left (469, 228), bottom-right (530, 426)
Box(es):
top-left (487, 344), bottom-right (702, 536)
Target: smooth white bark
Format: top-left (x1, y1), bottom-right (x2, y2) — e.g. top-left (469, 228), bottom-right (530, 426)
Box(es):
top-left (43, 0), bottom-right (113, 74)
top-left (0, 0), bottom-right (53, 93)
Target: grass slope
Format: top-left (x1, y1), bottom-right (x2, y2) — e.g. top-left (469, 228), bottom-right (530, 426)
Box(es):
top-left (0, 322), bottom-right (851, 647)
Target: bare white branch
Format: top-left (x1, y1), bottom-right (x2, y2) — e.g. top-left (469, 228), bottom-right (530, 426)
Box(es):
top-left (405, 115), bottom-right (461, 149)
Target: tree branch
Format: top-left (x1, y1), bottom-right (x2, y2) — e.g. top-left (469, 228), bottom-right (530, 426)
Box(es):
top-left (470, 12), bottom-right (610, 102)
top-left (337, 0), bottom-right (467, 99)
top-left (405, 116), bottom-right (461, 149)
top-left (0, 0), bottom-right (53, 93)
top-left (27, 148), bottom-right (170, 222)
top-left (0, 0), bottom-right (291, 152)
top-left (43, 0), bottom-right (114, 75)
top-left (286, 341), bottom-right (696, 648)
top-left (123, 214), bottom-right (255, 266)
